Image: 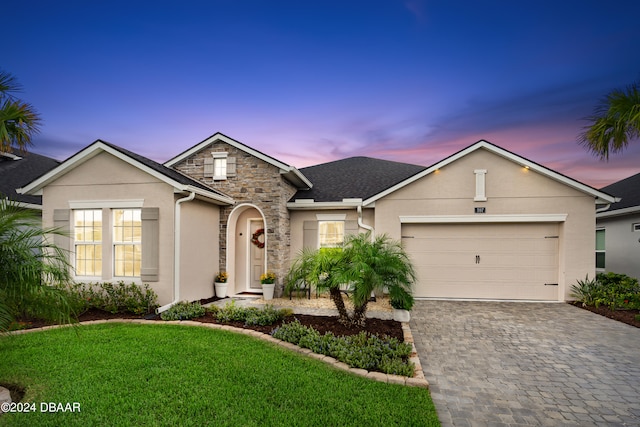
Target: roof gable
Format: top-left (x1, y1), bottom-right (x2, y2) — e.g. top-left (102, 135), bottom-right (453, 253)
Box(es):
top-left (364, 140), bottom-right (617, 206)
top-left (164, 132), bottom-right (312, 189)
top-left (18, 140), bottom-right (234, 205)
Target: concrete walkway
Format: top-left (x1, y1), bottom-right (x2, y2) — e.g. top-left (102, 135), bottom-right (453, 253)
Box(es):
top-left (411, 301), bottom-right (640, 427)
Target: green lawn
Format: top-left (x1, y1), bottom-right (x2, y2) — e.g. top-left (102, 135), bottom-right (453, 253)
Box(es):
top-left (0, 323), bottom-right (439, 426)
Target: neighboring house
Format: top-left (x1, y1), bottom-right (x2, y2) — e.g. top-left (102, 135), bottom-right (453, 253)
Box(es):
top-left (19, 133), bottom-right (616, 308)
top-left (0, 150), bottom-right (59, 210)
top-left (596, 172), bottom-right (640, 279)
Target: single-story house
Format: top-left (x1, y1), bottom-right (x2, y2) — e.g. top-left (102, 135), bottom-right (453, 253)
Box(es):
top-left (18, 132), bottom-right (616, 309)
top-left (596, 172), bottom-right (640, 279)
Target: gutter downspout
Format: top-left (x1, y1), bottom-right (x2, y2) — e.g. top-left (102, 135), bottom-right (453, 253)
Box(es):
top-left (156, 191), bottom-right (196, 314)
top-left (596, 203), bottom-right (611, 213)
top-left (357, 204), bottom-right (374, 235)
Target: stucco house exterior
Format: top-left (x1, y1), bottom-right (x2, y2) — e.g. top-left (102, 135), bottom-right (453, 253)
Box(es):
top-left (19, 133), bottom-right (616, 309)
top-left (596, 172), bottom-right (640, 279)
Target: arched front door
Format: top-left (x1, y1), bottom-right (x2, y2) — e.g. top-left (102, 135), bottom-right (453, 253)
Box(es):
top-left (228, 205), bottom-right (266, 294)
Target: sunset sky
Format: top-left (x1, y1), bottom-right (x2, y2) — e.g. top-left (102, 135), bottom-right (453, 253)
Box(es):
top-left (4, 0), bottom-right (640, 188)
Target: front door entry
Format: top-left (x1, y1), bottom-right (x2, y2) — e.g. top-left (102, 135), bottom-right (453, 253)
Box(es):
top-left (249, 219), bottom-right (265, 290)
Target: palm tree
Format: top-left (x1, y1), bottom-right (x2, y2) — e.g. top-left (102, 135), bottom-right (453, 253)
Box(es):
top-left (285, 232), bottom-right (416, 327)
top-left (0, 198), bottom-right (75, 331)
top-left (0, 70), bottom-right (42, 153)
top-left (579, 80), bottom-right (640, 160)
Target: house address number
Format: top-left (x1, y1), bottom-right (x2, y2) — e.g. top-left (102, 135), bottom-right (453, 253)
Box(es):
top-left (474, 207), bottom-right (486, 214)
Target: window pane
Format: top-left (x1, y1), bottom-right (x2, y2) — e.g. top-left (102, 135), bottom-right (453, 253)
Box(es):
top-left (319, 221), bottom-right (344, 248)
top-left (596, 252), bottom-right (605, 269)
top-left (74, 210), bottom-right (102, 276)
top-left (214, 158), bottom-right (227, 177)
top-left (595, 229), bottom-right (605, 250)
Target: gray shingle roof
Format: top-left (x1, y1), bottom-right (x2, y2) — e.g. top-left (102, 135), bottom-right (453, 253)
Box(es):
top-left (600, 172), bottom-right (640, 211)
top-left (291, 156), bottom-right (426, 202)
top-left (0, 151), bottom-right (59, 206)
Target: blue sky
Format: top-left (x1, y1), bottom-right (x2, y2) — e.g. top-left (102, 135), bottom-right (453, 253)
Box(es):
top-left (4, 0), bottom-right (640, 187)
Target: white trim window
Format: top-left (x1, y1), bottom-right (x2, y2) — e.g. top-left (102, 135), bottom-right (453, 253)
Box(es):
top-left (318, 221), bottom-right (344, 248)
top-left (113, 209), bottom-right (142, 277)
top-left (633, 223), bottom-right (640, 232)
top-left (595, 228), bottom-right (605, 270)
top-left (74, 210), bottom-right (103, 276)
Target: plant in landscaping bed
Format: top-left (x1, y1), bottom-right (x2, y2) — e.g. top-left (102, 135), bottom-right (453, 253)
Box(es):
top-left (63, 281), bottom-right (158, 315)
top-left (0, 198), bottom-right (75, 332)
top-left (571, 272), bottom-right (640, 311)
top-left (214, 301), bottom-right (291, 326)
top-left (160, 301), bottom-right (206, 321)
top-left (285, 232), bottom-right (416, 328)
top-left (272, 319), bottom-right (415, 377)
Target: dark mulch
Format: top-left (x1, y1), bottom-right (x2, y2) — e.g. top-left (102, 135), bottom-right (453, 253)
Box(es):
top-left (570, 302), bottom-right (640, 328)
top-left (16, 298), bottom-right (405, 342)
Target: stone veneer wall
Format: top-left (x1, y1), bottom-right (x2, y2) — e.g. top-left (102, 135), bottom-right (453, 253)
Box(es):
top-left (172, 141), bottom-right (298, 296)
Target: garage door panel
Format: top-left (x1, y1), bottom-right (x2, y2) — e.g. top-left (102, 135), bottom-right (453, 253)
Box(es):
top-left (403, 223), bottom-right (559, 300)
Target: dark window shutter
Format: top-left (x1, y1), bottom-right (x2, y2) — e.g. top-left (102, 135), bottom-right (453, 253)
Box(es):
top-left (141, 207), bottom-right (159, 282)
top-left (303, 221), bottom-right (318, 249)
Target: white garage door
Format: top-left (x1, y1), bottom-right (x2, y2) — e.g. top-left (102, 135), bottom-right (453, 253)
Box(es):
top-left (402, 223), bottom-right (559, 300)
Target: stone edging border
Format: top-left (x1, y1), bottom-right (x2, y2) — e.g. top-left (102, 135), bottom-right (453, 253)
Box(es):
top-left (8, 319), bottom-right (429, 389)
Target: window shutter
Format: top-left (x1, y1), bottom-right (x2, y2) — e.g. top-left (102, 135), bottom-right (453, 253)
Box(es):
top-left (141, 207), bottom-right (159, 282)
top-left (53, 209), bottom-right (71, 254)
top-left (303, 221), bottom-right (318, 249)
top-left (227, 157), bottom-right (236, 176)
top-left (345, 220), bottom-right (359, 236)
top-left (203, 157), bottom-right (214, 178)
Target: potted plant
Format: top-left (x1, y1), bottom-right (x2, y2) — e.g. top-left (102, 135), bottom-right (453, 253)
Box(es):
top-left (389, 288), bottom-right (414, 322)
top-left (260, 271), bottom-right (276, 300)
top-left (214, 272), bottom-right (228, 298)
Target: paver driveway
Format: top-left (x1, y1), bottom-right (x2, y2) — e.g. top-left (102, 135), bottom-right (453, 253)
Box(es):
top-left (411, 301), bottom-right (640, 427)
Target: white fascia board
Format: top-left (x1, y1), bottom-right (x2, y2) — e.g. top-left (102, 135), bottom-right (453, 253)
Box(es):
top-left (287, 200), bottom-right (363, 210)
top-left (178, 185), bottom-right (235, 205)
top-left (363, 140), bottom-right (617, 205)
top-left (596, 205), bottom-right (640, 219)
top-left (399, 214), bottom-right (568, 223)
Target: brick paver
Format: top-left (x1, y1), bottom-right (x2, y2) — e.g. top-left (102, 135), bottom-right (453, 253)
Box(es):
top-left (411, 301), bottom-right (640, 427)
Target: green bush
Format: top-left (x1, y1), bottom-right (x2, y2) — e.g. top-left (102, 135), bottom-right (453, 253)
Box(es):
top-left (571, 273), bottom-right (640, 310)
top-left (160, 301), bottom-right (206, 321)
top-left (214, 301), bottom-right (290, 326)
top-left (63, 282), bottom-right (158, 315)
top-left (272, 319), bottom-right (415, 377)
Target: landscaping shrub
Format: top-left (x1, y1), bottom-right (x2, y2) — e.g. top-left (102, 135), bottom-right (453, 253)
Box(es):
top-left (160, 301), bottom-right (206, 321)
top-left (571, 273), bottom-right (640, 310)
top-left (214, 301), bottom-right (290, 326)
top-left (63, 281), bottom-right (158, 315)
top-left (272, 319), bottom-right (415, 377)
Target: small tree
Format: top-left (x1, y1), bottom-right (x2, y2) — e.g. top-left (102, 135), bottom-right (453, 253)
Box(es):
top-left (0, 70), bottom-right (42, 153)
top-left (579, 79), bottom-right (640, 160)
top-left (285, 232), bottom-right (415, 327)
top-left (0, 198), bottom-right (75, 331)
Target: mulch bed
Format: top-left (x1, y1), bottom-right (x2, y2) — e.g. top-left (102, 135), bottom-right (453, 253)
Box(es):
top-left (570, 302), bottom-right (640, 328)
top-left (15, 297), bottom-right (405, 342)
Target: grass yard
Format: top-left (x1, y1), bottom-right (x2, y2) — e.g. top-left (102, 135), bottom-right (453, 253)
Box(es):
top-left (0, 323), bottom-right (439, 426)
